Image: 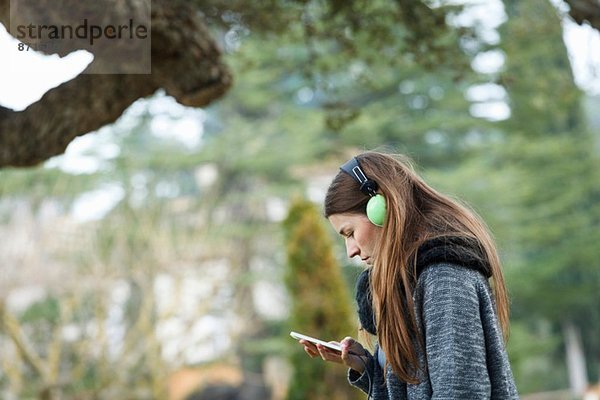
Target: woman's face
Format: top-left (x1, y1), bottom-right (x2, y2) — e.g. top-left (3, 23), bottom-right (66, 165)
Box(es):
top-left (328, 213), bottom-right (382, 266)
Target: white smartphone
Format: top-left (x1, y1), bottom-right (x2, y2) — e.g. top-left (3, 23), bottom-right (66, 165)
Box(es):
top-left (290, 331), bottom-right (342, 352)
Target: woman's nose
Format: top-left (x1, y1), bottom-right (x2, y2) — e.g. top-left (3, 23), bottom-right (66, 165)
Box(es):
top-left (346, 239), bottom-right (360, 259)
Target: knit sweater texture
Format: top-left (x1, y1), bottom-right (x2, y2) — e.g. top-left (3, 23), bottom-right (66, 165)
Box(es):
top-left (349, 238), bottom-right (519, 399)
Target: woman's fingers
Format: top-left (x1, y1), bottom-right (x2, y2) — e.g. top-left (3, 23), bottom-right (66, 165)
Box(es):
top-left (316, 344), bottom-right (343, 363)
top-left (304, 346), bottom-right (317, 358)
top-left (339, 337), bottom-right (367, 373)
top-left (297, 337), bottom-right (364, 371)
top-left (299, 340), bottom-right (319, 357)
top-left (341, 336), bottom-right (359, 349)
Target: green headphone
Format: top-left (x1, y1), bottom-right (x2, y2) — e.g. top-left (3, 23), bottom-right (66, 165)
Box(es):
top-left (340, 157), bottom-right (387, 227)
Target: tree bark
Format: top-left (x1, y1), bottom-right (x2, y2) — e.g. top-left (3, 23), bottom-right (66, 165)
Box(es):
top-left (563, 320), bottom-right (589, 396)
top-left (0, 0), bottom-right (231, 167)
top-left (564, 0), bottom-right (600, 31)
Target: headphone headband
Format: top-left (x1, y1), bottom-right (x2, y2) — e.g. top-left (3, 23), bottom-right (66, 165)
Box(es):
top-left (339, 156), bottom-right (386, 227)
top-left (340, 157), bottom-right (379, 197)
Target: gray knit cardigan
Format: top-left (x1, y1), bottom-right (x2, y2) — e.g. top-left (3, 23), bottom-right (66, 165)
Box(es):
top-left (348, 263), bottom-right (519, 399)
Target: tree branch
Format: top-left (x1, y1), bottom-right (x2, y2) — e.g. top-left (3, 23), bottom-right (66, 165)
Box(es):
top-left (0, 301), bottom-right (49, 380)
top-left (564, 0), bottom-right (600, 31)
top-left (0, 0), bottom-right (231, 167)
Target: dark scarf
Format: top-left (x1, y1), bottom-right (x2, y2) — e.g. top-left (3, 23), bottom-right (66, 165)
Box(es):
top-left (355, 236), bottom-right (491, 335)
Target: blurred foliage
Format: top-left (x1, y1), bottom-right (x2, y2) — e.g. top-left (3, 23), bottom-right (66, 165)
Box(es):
top-left (283, 198), bottom-right (360, 400)
top-left (0, 0), bottom-right (599, 398)
top-left (499, 0), bottom-right (600, 385)
top-left (507, 321), bottom-right (567, 393)
top-left (20, 297), bottom-right (60, 325)
top-left (202, 0), bottom-right (472, 72)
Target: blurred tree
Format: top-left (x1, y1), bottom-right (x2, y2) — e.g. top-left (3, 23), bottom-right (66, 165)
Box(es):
top-left (499, 0), bottom-right (600, 395)
top-left (283, 198), bottom-right (361, 400)
top-left (0, 104), bottom-right (247, 398)
top-left (1, 0), bottom-right (599, 168)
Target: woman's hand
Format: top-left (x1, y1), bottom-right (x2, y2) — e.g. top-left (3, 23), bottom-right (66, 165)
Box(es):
top-left (298, 336), bottom-right (368, 373)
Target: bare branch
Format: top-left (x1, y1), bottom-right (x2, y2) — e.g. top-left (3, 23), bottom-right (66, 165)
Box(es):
top-left (0, 301), bottom-right (49, 380)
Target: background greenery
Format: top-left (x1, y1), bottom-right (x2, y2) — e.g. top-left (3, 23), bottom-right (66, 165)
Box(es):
top-left (0, 0), bottom-right (599, 399)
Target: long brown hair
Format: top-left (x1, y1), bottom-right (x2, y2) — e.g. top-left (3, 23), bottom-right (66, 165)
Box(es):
top-left (324, 151), bottom-right (510, 384)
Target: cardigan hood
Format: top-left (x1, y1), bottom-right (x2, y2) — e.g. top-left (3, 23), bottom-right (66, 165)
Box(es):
top-left (355, 235), bottom-right (492, 335)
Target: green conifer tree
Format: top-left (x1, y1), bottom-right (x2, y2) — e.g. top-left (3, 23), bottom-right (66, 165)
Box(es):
top-left (283, 198), bottom-right (362, 400)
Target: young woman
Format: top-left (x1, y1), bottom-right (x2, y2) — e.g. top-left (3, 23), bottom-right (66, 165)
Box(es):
top-left (297, 151), bottom-right (519, 399)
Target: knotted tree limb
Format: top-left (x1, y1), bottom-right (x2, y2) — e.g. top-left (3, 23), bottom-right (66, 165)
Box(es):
top-left (564, 0), bottom-right (600, 31)
top-left (0, 0), bottom-right (232, 167)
